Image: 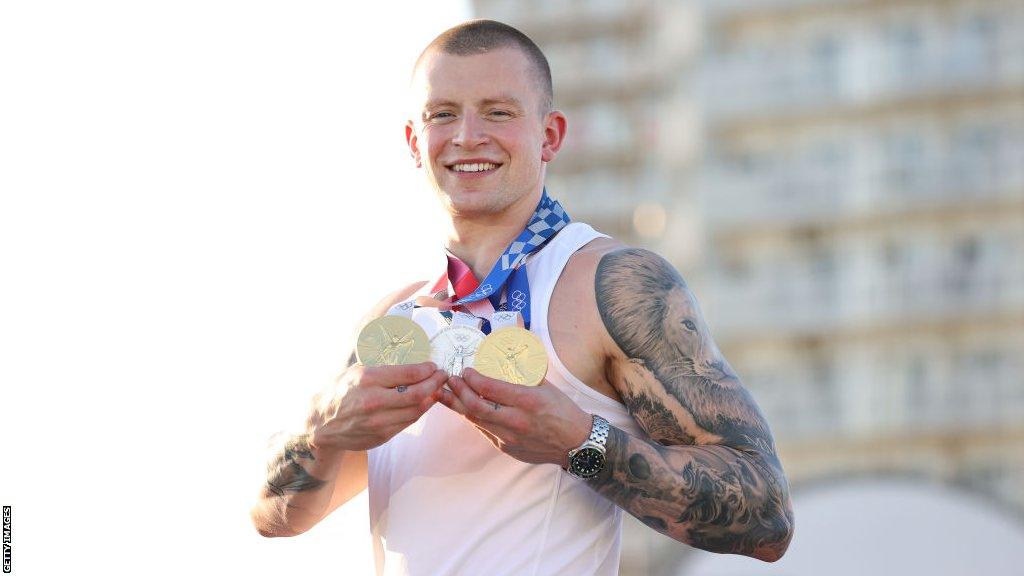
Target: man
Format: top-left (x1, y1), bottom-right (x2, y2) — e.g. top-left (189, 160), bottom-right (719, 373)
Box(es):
top-left (251, 19), bottom-right (794, 574)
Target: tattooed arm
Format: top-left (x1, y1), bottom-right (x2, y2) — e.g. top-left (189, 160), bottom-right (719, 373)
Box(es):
top-left (251, 351), bottom-right (369, 538)
top-left (592, 248), bottom-right (793, 562)
top-left (252, 281), bottom-right (446, 537)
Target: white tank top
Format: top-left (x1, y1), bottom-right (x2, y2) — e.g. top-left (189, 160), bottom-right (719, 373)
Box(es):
top-left (367, 222), bottom-right (643, 576)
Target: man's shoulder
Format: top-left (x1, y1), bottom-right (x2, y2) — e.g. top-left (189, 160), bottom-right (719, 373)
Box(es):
top-left (560, 237), bottom-right (673, 286)
top-left (556, 239), bottom-right (693, 360)
top-left (559, 235), bottom-right (618, 273)
top-left (554, 238), bottom-right (679, 330)
top-left (552, 236), bottom-right (691, 314)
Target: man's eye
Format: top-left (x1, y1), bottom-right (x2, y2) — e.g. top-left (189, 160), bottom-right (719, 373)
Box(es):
top-left (489, 110), bottom-right (512, 118)
top-left (429, 112), bottom-right (455, 121)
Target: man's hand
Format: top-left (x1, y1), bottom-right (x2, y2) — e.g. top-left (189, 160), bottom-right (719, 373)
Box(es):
top-left (439, 367), bottom-right (592, 467)
top-left (306, 361), bottom-right (449, 452)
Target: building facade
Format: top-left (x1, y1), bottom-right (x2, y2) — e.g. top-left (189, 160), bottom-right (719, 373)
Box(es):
top-left (471, 1), bottom-right (1023, 573)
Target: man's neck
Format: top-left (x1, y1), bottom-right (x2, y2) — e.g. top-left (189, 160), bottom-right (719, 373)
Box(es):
top-left (444, 190), bottom-right (542, 281)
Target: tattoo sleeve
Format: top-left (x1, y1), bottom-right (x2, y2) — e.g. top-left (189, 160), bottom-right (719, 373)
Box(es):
top-left (593, 248), bottom-right (794, 562)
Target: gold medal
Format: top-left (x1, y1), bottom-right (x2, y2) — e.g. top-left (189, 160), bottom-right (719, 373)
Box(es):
top-left (474, 326), bottom-right (548, 386)
top-left (356, 315), bottom-right (431, 367)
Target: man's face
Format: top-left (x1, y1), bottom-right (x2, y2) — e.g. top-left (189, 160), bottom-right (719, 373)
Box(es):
top-left (406, 47), bottom-right (565, 218)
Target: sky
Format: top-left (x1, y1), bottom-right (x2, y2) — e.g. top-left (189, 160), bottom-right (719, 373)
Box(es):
top-left (0, 1), bottom-right (469, 574)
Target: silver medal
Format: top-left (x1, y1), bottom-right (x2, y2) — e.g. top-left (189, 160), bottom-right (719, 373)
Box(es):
top-left (430, 312), bottom-right (485, 377)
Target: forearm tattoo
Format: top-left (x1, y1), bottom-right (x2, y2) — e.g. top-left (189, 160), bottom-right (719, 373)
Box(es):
top-left (594, 248), bottom-right (793, 561)
top-left (265, 434), bottom-right (327, 498)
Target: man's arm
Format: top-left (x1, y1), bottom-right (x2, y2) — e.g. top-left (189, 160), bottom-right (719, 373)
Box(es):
top-left (592, 248), bottom-right (793, 561)
top-left (252, 282), bottom-right (448, 537)
top-left (251, 351), bottom-right (370, 537)
top-left (437, 247), bottom-right (794, 561)
top-left (253, 435), bottom-right (368, 537)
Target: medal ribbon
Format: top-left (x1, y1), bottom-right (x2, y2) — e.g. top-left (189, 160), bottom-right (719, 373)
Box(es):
top-left (430, 189), bottom-right (570, 330)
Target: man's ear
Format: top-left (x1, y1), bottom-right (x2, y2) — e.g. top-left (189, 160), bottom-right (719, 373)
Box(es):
top-left (405, 120), bottom-right (422, 168)
top-left (540, 110), bottom-right (567, 163)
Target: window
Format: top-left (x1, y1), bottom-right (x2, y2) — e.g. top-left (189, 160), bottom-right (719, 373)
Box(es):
top-left (905, 356), bottom-right (929, 418)
top-left (810, 357), bottom-right (839, 429)
top-left (948, 235), bottom-right (981, 298)
top-left (951, 13), bottom-right (998, 78)
top-left (951, 124), bottom-right (999, 192)
top-left (808, 34), bottom-right (843, 98)
top-left (884, 130), bottom-right (927, 194)
top-left (885, 22), bottom-right (925, 84)
top-left (883, 240), bottom-right (905, 270)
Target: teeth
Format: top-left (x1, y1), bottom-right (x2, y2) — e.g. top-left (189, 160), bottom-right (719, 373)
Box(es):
top-left (452, 162), bottom-right (497, 172)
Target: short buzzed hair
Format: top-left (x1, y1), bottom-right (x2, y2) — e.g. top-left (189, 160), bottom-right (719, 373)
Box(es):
top-left (414, 19), bottom-right (554, 112)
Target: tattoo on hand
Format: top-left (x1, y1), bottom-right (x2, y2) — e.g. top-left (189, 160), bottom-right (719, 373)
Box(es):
top-left (265, 434), bottom-right (327, 498)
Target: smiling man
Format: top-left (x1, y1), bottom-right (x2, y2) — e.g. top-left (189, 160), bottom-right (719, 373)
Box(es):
top-left (251, 20), bottom-right (794, 575)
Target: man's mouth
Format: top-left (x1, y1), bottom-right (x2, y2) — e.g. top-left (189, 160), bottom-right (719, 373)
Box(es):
top-left (447, 161), bottom-right (501, 173)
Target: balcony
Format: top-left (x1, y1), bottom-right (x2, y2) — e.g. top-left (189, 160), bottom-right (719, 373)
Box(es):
top-left (698, 40), bottom-right (1024, 121)
top-left (741, 343), bottom-right (1024, 441)
top-left (477, 0), bottom-right (652, 38)
top-left (700, 0), bottom-right (853, 18)
top-left (547, 39), bottom-right (664, 100)
top-left (706, 255), bottom-right (1024, 338)
top-left (698, 142), bottom-right (1024, 230)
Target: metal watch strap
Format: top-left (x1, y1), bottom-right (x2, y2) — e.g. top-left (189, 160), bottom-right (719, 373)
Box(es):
top-left (586, 414), bottom-right (610, 449)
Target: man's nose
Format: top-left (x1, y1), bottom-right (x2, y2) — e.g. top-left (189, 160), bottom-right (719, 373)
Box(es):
top-left (452, 114), bottom-right (488, 148)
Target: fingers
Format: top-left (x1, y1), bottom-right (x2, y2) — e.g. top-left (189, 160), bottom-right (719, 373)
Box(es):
top-left (436, 386), bottom-right (468, 416)
top-left (460, 368), bottom-right (531, 407)
top-left (361, 362), bottom-right (438, 388)
top-left (390, 369), bottom-right (449, 409)
top-left (431, 383), bottom-right (501, 447)
top-left (448, 374), bottom-right (512, 422)
top-left (372, 405), bottom-right (431, 429)
top-left (353, 369), bottom-right (446, 417)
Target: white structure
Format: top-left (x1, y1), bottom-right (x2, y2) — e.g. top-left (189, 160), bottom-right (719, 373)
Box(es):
top-left (694, 0), bottom-right (1024, 513)
top-left (683, 479), bottom-right (1024, 575)
top-left (471, 1), bottom-right (1024, 573)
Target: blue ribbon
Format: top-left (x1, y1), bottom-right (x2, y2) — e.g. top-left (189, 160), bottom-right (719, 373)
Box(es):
top-left (453, 188), bottom-right (570, 330)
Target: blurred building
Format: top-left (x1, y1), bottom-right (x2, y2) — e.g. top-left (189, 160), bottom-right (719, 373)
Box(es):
top-left (471, 0), bottom-right (1023, 574)
top-left (473, 0), bottom-right (704, 266)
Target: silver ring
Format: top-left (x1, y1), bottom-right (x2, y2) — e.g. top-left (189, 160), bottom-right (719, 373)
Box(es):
top-left (396, 385), bottom-right (408, 393)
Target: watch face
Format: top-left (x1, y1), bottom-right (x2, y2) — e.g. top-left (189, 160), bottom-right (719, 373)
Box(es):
top-left (570, 447), bottom-right (605, 478)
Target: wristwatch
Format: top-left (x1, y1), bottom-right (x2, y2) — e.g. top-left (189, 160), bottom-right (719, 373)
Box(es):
top-left (566, 414), bottom-right (610, 479)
